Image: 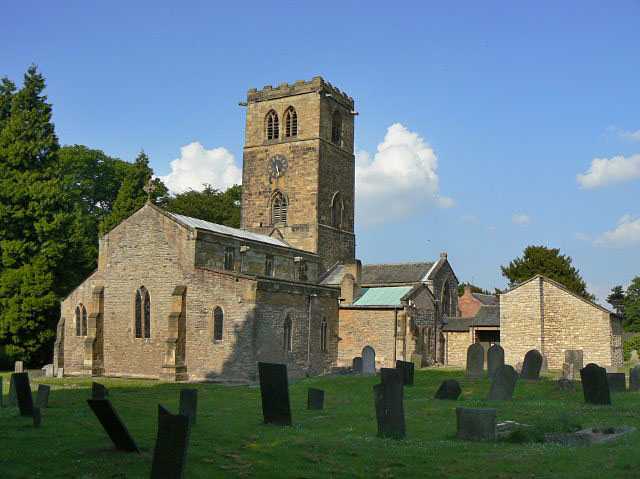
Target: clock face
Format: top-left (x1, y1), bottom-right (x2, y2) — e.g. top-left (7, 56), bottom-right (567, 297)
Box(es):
top-left (267, 154), bottom-right (288, 179)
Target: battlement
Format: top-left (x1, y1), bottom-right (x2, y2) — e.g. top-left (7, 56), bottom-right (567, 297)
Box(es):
top-left (247, 76), bottom-right (354, 109)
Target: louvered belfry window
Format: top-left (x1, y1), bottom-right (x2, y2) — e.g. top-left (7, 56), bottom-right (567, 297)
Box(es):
top-left (284, 107), bottom-right (297, 137)
top-left (266, 110), bottom-right (279, 140)
top-left (272, 192), bottom-right (288, 225)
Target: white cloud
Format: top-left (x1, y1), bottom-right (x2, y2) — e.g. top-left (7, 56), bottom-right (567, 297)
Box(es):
top-left (158, 142), bottom-right (242, 193)
top-left (511, 214), bottom-right (532, 227)
top-left (575, 233), bottom-right (591, 242)
top-left (486, 225), bottom-right (497, 231)
top-left (460, 215), bottom-right (478, 225)
top-left (576, 154), bottom-right (640, 188)
top-left (355, 123), bottom-right (454, 227)
top-left (593, 214), bottom-right (640, 248)
top-left (607, 125), bottom-right (640, 142)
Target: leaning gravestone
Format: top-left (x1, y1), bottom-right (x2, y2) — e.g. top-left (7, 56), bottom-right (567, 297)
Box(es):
top-left (487, 344), bottom-right (504, 378)
top-left (179, 388), bottom-right (198, 426)
top-left (11, 373), bottom-right (34, 416)
top-left (395, 360), bottom-right (414, 386)
top-left (362, 346), bottom-right (376, 376)
top-left (465, 343), bottom-right (484, 377)
top-left (307, 388), bottom-right (324, 410)
top-left (565, 350), bottom-right (584, 371)
top-left (540, 356), bottom-right (549, 374)
top-left (14, 361), bottom-right (24, 373)
top-left (606, 373), bottom-right (626, 393)
top-left (520, 349), bottom-right (543, 379)
top-left (580, 363), bottom-right (611, 405)
top-left (150, 405), bottom-right (191, 479)
top-left (455, 407), bottom-right (498, 441)
top-left (352, 357), bottom-right (363, 375)
top-left (487, 365), bottom-right (517, 401)
top-left (373, 376), bottom-right (405, 439)
top-left (258, 362), bottom-right (292, 426)
top-left (92, 382), bottom-right (108, 399)
top-left (35, 384), bottom-right (50, 409)
top-left (630, 365), bottom-right (640, 392)
top-left (434, 379), bottom-right (462, 400)
top-left (86, 399), bottom-right (140, 452)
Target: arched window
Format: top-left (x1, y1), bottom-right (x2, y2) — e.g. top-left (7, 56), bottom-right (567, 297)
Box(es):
top-left (266, 110), bottom-right (279, 140)
top-left (331, 192), bottom-right (343, 229)
top-left (442, 281), bottom-right (451, 317)
top-left (265, 254), bottom-right (274, 276)
top-left (272, 191), bottom-right (288, 225)
top-left (213, 307), bottom-right (224, 341)
top-left (284, 314), bottom-right (293, 351)
top-left (284, 107), bottom-right (297, 137)
top-left (135, 286), bottom-right (151, 339)
top-left (224, 247), bottom-right (235, 270)
top-left (75, 304), bottom-right (87, 337)
top-left (331, 111), bottom-right (342, 145)
top-left (320, 318), bottom-right (328, 352)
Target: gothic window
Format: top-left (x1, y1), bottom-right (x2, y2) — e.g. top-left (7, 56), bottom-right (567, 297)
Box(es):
top-left (272, 191), bottom-right (288, 225)
top-left (265, 254), bottom-right (274, 276)
top-left (75, 304), bottom-right (87, 337)
top-left (213, 307), bottom-right (224, 341)
top-left (284, 314), bottom-right (293, 351)
top-left (266, 110), bottom-right (279, 140)
top-left (331, 110), bottom-right (342, 145)
top-left (297, 261), bottom-right (308, 282)
top-left (442, 281), bottom-right (451, 317)
top-left (135, 286), bottom-right (151, 339)
top-left (331, 192), bottom-right (343, 229)
top-left (320, 317), bottom-right (328, 352)
top-left (284, 107), bottom-right (297, 137)
top-left (224, 247), bottom-right (235, 270)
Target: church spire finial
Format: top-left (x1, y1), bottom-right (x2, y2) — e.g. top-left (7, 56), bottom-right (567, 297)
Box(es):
top-left (143, 179), bottom-right (156, 203)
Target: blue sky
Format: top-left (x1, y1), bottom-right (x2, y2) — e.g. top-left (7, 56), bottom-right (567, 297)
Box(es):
top-left (3, 1), bottom-right (639, 301)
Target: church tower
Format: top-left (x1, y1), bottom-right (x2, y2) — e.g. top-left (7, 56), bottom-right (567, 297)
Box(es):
top-left (240, 77), bottom-right (356, 273)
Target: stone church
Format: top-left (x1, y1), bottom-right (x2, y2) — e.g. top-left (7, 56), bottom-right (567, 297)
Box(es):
top-left (55, 77), bottom-right (459, 381)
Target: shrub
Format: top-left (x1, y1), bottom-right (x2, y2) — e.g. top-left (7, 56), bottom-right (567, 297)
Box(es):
top-left (623, 335), bottom-right (640, 361)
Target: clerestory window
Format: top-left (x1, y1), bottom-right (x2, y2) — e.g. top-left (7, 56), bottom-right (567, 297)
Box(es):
top-left (272, 191), bottom-right (288, 225)
top-left (224, 247), bottom-right (235, 271)
top-left (266, 110), bottom-right (279, 140)
top-left (284, 107), bottom-right (298, 137)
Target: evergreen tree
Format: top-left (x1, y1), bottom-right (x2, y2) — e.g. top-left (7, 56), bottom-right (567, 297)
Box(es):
top-left (500, 245), bottom-right (595, 301)
top-left (606, 285), bottom-right (626, 316)
top-left (624, 277), bottom-right (640, 331)
top-left (160, 184), bottom-right (241, 227)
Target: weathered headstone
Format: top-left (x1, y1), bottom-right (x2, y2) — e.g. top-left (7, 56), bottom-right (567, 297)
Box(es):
top-left (562, 362), bottom-right (575, 380)
top-left (629, 365), bottom-right (640, 392)
top-left (373, 377), bottom-right (405, 439)
top-left (92, 382), bottom-right (108, 399)
top-left (33, 407), bottom-right (41, 429)
top-left (580, 363), bottom-right (611, 405)
top-left (395, 360), bottom-right (414, 386)
top-left (455, 407), bottom-right (498, 441)
top-left (630, 350), bottom-right (639, 363)
top-left (42, 364), bottom-right (54, 377)
top-left (465, 343), bottom-right (484, 377)
top-left (35, 384), bottom-right (50, 409)
top-left (557, 378), bottom-right (576, 391)
top-left (520, 349), bottom-right (543, 380)
top-left (179, 388), bottom-right (198, 426)
top-left (150, 405), bottom-right (191, 479)
top-left (565, 350), bottom-right (584, 371)
top-left (11, 372), bottom-right (34, 416)
top-left (258, 362), bottom-right (291, 426)
top-left (14, 361), bottom-right (24, 373)
top-left (352, 357), bottom-right (363, 375)
top-left (486, 344), bottom-right (504, 378)
top-left (515, 362), bottom-right (523, 373)
top-left (86, 398), bottom-right (140, 452)
top-left (434, 379), bottom-right (461, 400)
top-left (606, 373), bottom-right (626, 393)
top-left (56, 367), bottom-right (64, 378)
top-left (487, 365), bottom-right (517, 401)
top-left (540, 355), bottom-right (548, 374)
top-left (362, 346), bottom-right (376, 376)
top-left (307, 387), bottom-right (324, 410)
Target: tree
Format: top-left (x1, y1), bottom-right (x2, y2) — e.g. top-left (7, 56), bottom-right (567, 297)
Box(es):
top-left (160, 184), bottom-right (241, 228)
top-left (500, 245), bottom-right (595, 301)
top-left (624, 277), bottom-right (640, 332)
top-left (100, 151), bottom-right (167, 234)
top-left (606, 285), bottom-right (626, 316)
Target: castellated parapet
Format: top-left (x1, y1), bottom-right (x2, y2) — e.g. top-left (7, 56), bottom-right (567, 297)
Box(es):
top-left (247, 77), bottom-right (354, 110)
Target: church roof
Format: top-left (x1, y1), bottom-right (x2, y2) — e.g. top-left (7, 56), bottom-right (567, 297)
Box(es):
top-left (442, 317), bottom-right (473, 332)
top-left (471, 292), bottom-right (497, 305)
top-left (167, 212), bottom-right (291, 248)
top-left (470, 305), bottom-right (500, 326)
top-left (351, 286), bottom-right (413, 306)
top-left (361, 262), bottom-right (436, 285)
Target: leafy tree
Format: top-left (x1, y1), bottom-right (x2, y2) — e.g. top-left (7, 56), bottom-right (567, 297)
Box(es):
top-left (458, 283), bottom-right (492, 297)
top-left (624, 277), bottom-right (640, 332)
top-left (160, 184), bottom-right (241, 228)
top-left (500, 245), bottom-right (595, 301)
top-left (606, 285), bottom-right (626, 316)
top-left (100, 151), bottom-right (167, 234)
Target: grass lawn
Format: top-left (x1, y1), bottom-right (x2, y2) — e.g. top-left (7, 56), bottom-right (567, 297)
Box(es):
top-left (1, 367), bottom-right (640, 479)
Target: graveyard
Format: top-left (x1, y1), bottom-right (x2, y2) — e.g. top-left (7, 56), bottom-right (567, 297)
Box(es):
top-left (2, 363), bottom-right (640, 479)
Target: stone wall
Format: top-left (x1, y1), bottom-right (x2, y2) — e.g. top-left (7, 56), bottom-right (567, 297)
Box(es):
top-left (337, 308), bottom-right (397, 368)
top-left (445, 331), bottom-right (472, 366)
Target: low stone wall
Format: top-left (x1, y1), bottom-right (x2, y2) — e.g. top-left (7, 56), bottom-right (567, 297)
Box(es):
top-left (446, 331), bottom-right (471, 366)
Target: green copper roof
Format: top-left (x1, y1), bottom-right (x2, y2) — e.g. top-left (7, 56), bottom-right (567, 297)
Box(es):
top-left (351, 286), bottom-right (413, 306)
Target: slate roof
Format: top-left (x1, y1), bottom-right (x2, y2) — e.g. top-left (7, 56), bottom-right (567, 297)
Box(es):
top-left (351, 286), bottom-right (413, 307)
top-left (442, 317), bottom-right (473, 332)
top-left (318, 263), bottom-right (346, 286)
top-left (470, 305), bottom-right (500, 327)
top-left (472, 292), bottom-right (497, 305)
top-left (361, 262), bottom-right (436, 284)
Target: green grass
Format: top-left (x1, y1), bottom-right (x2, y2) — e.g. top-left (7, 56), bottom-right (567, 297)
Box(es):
top-left (1, 368), bottom-right (640, 479)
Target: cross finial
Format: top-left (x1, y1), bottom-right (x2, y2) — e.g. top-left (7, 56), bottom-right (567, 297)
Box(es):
top-left (143, 179), bottom-right (156, 202)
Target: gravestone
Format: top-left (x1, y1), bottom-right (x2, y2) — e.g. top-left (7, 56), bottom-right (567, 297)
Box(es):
top-left (515, 362), bottom-right (523, 373)
top-left (258, 362), bottom-right (291, 426)
top-left (14, 361), bottom-right (24, 373)
top-left (307, 388), bottom-right (324, 410)
top-left (520, 349), bottom-right (543, 379)
top-left (150, 405), bottom-right (191, 479)
top-left (410, 353), bottom-right (422, 371)
top-left (352, 357), bottom-right (363, 375)
top-left (33, 407), bottom-right (41, 429)
top-left (35, 384), bottom-right (50, 409)
top-left (373, 378), bottom-right (405, 439)
top-left (604, 365), bottom-right (618, 373)
top-left (455, 407), bottom-right (498, 441)
top-left (434, 379), bottom-right (461, 400)
top-left (580, 363), bottom-right (611, 405)
top-left (92, 382), bottom-right (108, 399)
top-left (557, 378), bottom-right (576, 391)
top-left (380, 368), bottom-right (404, 386)
top-left (362, 346), bottom-right (376, 376)
top-left (11, 372), bottom-right (34, 416)
top-left (465, 343), bottom-right (484, 377)
top-left (179, 388), bottom-right (198, 426)
top-left (86, 399), bottom-right (140, 452)
top-left (565, 350), bottom-right (584, 371)
top-left (395, 360), bottom-right (414, 386)
top-left (487, 365), bottom-right (517, 401)
top-left (42, 364), bottom-right (54, 377)
top-left (606, 373), bottom-right (626, 393)
top-left (562, 363), bottom-right (575, 380)
top-left (486, 344), bottom-right (504, 378)
top-left (540, 355), bottom-right (548, 374)
top-left (56, 368), bottom-right (64, 378)
top-left (630, 350), bottom-right (639, 363)
top-left (629, 365), bottom-right (640, 392)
